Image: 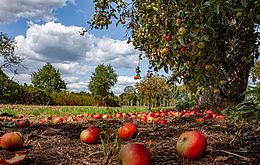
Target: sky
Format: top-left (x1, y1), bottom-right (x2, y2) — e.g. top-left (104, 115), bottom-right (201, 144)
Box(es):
top-left (0, 0), bottom-right (154, 95)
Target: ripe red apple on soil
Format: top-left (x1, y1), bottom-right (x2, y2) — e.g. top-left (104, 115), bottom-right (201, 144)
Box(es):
top-left (16, 119), bottom-right (30, 128)
top-left (80, 126), bottom-right (101, 144)
top-left (176, 130), bottom-right (207, 160)
top-left (118, 143), bottom-right (153, 165)
top-left (94, 114), bottom-right (102, 119)
top-left (204, 113), bottom-right (213, 120)
top-left (0, 132), bottom-right (24, 150)
top-left (52, 116), bottom-right (63, 124)
top-left (118, 123), bottom-right (138, 140)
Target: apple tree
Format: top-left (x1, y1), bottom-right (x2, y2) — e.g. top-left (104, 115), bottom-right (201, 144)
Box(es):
top-left (86, 0), bottom-right (260, 104)
top-left (88, 63), bottom-right (117, 106)
top-left (0, 32), bottom-right (22, 69)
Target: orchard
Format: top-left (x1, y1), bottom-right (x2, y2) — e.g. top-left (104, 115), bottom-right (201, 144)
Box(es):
top-left (86, 0), bottom-right (260, 104)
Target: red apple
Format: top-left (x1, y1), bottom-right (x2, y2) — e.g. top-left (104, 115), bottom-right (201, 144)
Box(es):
top-left (204, 113), bottom-right (213, 120)
top-left (80, 126), bottom-right (101, 144)
top-left (140, 115), bottom-right (147, 122)
top-left (0, 132), bottom-right (24, 150)
top-left (165, 35), bottom-right (172, 42)
top-left (52, 116), bottom-right (63, 124)
top-left (116, 112), bottom-right (123, 118)
top-left (176, 130), bottom-right (207, 160)
top-left (118, 123), bottom-right (138, 140)
top-left (159, 119), bottom-right (167, 124)
top-left (118, 143), bottom-right (153, 165)
top-left (16, 119), bottom-right (30, 128)
top-left (180, 47), bottom-right (187, 52)
top-left (197, 118), bottom-right (204, 123)
top-left (94, 113), bottom-right (102, 119)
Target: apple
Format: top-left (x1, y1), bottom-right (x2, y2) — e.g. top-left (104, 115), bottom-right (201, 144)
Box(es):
top-left (16, 114), bottom-right (23, 119)
top-left (147, 116), bottom-right (154, 123)
top-left (52, 116), bottom-right (63, 124)
top-left (197, 118), bottom-right (204, 123)
top-left (205, 64), bottom-right (213, 71)
top-left (204, 113), bottom-right (213, 120)
top-left (118, 143), bottom-right (153, 165)
top-left (0, 132), bottom-right (24, 150)
top-left (118, 123), bottom-right (138, 140)
top-left (176, 18), bottom-right (183, 23)
top-left (165, 35), bottom-right (172, 42)
top-left (220, 80), bottom-right (227, 85)
top-left (198, 41), bottom-right (205, 49)
top-left (80, 126), bottom-right (101, 144)
top-left (94, 113), bottom-right (102, 120)
top-left (116, 112), bottom-right (123, 118)
top-left (16, 119), bottom-right (30, 128)
top-left (160, 47), bottom-right (170, 54)
top-left (140, 115), bottom-right (147, 122)
top-left (216, 114), bottom-right (225, 120)
top-left (213, 89), bottom-right (221, 95)
top-left (180, 47), bottom-right (187, 52)
top-left (159, 119), bottom-right (167, 124)
top-left (178, 27), bottom-right (186, 35)
top-left (176, 130), bottom-right (207, 160)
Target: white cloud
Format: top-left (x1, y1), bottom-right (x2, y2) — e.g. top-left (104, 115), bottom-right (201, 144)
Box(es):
top-left (0, 0), bottom-right (75, 23)
top-left (10, 22), bottom-right (139, 95)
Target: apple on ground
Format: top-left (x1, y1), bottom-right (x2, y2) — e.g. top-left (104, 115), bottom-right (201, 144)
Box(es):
top-left (52, 116), bottom-right (63, 124)
top-left (0, 132), bottom-right (24, 150)
top-left (118, 143), bottom-right (153, 165)
top-left (80, 126), bottom-right (101, 144)
top-left (159, 119), bottom-right (167, 124)
top-left (118, 123), bottom-right (138, 140)
top-left (176, 130), bottom-right (207, 160)
top-left (94, 114), bottom-right (102, 120)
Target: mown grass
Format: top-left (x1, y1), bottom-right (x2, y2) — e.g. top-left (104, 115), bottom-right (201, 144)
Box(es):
top-left (0, 104), bottom-right (169, 117)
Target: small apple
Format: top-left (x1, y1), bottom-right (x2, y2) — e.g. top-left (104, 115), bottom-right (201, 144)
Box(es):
top-left (94, 114), bottom-right (102, 120)
top-left (176, 130), bottom-right (207, 160)
top-left (118, 143), bottom-right (153, 165)
top-left (205, 64), bottom-right (213, 71)
top-left (204, 113), bottom-right (213, 120)
top-left (213, 89), bottom-right (221, 95)
top-left (220, 80), bottom-right (227, 85)
top-left (52, 116), bottom-right (63, 124)
top-left (116, 112), bottom-right (123, 118)
top-left (147, 117), bottom-right (154, 123)
top-left (165, 35), bottom-right (172, 42)
top-left (176, 18), bottom-right (183, 23)
top-left (197, 41), bottom-right (205, 49)
top-left (140, 115), bottom-right (147, 122)
top-left (160, 47), bottom-right (170, 55)
top-left (178, 27), bottom-right (187, 35)
top-left (80, 126), bottom-right (101, 144)
top-left (159, 119), bottom-right (167, 124)
top-left (197, 118), bottom-right (204, 123)
top-left (180, 47), bottom-right (187, 52)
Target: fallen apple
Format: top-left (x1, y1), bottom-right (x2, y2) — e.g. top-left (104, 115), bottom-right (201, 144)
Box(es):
top-left (118, 143), bottom-right (153, 165)
top-left (0, 132), bottom-right (24, 150)
top-left (80, 126), bottom-right (101, 144)
top-left (176, 130), bottom-right (207, 160)
top-left (118, 123), bottom-right (138, 140)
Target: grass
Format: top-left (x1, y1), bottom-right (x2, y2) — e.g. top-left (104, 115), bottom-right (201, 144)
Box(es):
top-left (0, 104), bottom-right (170, 117)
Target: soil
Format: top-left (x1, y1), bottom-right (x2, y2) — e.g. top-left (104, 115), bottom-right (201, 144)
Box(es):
top-left (0, 117), bottom-right (260, 165)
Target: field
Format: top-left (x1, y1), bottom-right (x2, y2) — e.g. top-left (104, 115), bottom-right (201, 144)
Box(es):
top-left (0, 104), bottom-right (259, 165)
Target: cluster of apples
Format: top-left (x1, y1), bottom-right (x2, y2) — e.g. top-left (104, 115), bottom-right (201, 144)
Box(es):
top-left (0, 114), bottom-right (30, 129)
top-left (80, 121), bottom-right (207, 164)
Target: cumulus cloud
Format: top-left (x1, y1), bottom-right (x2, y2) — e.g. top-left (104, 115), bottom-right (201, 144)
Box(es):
top-left (12, 22), bottom-right (139, 94)
top-left (0, 0), bottom-right (75, 23)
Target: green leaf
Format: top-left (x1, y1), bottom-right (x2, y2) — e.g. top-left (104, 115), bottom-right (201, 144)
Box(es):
top-left (200, 35), bottom-right (210, 42)
top-left (240, 0), bottom-right (248, 8)
top-left (177, 36), bottom-right (186, 46)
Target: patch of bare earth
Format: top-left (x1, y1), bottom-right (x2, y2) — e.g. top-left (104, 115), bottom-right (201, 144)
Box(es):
top-left (0, 118), bottom-right (259, 165)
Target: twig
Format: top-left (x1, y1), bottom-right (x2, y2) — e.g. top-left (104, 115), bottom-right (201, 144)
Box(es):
top-left (216, 150), bottom-right (251, 161)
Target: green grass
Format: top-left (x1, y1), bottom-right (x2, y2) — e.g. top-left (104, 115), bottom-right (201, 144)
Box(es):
top-left (0, 104), bottom-right (169, 117)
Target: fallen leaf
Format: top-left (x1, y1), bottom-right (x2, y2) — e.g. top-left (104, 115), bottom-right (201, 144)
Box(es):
top-left (0, 150), bottom-right (29, 165)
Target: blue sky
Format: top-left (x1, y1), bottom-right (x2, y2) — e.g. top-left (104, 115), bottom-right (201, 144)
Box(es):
top-left (0, 0), bottom-right (154, 95)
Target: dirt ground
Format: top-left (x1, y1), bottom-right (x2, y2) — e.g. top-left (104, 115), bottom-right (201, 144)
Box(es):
top-left (0, 117), bottom-right (260, 165)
